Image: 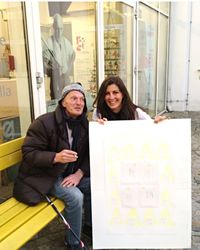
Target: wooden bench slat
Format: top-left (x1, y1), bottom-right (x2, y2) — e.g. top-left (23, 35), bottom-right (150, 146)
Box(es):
top-left (0, 199), bottom-right (65, 249)
top-left (0, 199), bottom-right (58, 241)
top-left (0, 197), bottom-right (57, 229)
top-left (0, 137), bottom-right (24, 171)
top-left (0, 151), bottom-right (22, 171)
top-left (0, 137), bottom-right (24, 158)
top-left (0, 201), bottom-right (28, 227)
top-left (0, 197), bottom-right (19, 215)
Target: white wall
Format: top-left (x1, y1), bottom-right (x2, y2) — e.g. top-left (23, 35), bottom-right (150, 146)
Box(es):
top-left (187, 2), bottom-right (200, 110)
top-left (168, 2), bottom-right (200, 111)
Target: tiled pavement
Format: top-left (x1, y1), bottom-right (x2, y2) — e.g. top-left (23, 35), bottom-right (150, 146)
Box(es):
top-left (1, 111), bottom-right (200, 250)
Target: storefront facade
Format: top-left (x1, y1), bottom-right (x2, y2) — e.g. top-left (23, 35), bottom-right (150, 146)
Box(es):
top-left (0, 1), bottom-right (169, 143)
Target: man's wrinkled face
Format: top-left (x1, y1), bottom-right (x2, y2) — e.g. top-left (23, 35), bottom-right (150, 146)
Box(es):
top-left (62, 91), bottom-right (85, 118)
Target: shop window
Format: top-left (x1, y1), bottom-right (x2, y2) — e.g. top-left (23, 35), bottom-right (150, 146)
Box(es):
top-left (39, 2), bottom-right (97, 113)
top-left (138, 2), bottom-right (169, 116)
top-left (0, 2), bottom-right (31, 143)
top-left (104, 2), bottom-right (133, 95)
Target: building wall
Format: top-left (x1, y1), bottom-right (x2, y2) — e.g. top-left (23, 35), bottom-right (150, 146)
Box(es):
top-left (188, 2), bottom-right (200, 110)
top-left (168, 2), bottom-right (200, 111)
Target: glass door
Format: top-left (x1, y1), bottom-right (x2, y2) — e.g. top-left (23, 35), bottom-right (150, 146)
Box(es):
top-left (138, 3), bottom-right (158, 116)
top-left (137, 2), bottom-right (169, 116)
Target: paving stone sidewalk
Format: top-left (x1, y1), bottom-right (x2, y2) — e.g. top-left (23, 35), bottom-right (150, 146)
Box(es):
top-left (2, 111), bottom-right (200, 250)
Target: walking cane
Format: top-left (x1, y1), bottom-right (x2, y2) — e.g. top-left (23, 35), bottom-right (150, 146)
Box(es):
top-left (45, 195), bottom-right (87, 249)
top-left (20, 178), bottom-right (88, 249)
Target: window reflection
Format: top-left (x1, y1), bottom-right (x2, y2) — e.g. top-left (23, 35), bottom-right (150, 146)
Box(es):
top-left (0, 2), bottom-right (31, 143)
top-left (104, 2), bottom-right (133, 95)
top-left (39, 2), bottom-right (97, 113)
top-left (138, 2), bottom-right (169, 116)
top-left (42, 13), bottom-right (75, 100)
top-left (138, 4), bottom-right (158, 116)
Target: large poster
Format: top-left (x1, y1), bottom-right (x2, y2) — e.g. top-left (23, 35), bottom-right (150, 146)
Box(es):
top-left (89, 119), bottom-right (191, 249)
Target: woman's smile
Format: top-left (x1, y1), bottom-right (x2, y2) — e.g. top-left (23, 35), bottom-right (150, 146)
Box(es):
top-left (105, 84), bottom-right (123, 113)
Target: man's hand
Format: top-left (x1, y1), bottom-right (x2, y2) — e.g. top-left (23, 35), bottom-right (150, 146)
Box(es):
top-left (53, 149), bottom-right (78, 164)
top-left (61, 169), bottom-right (84, 187)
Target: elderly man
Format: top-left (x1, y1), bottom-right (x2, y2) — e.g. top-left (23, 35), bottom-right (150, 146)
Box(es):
top-left (13, 83), bottom-right (91, 250)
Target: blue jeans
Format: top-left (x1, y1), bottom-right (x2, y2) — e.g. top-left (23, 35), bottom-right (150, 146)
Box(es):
top-left (50, 176), bottom-right (91, 245)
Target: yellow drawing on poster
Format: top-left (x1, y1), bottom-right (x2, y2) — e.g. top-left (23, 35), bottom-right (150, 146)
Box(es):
top-left (105, 136), bottom-right (175, 232)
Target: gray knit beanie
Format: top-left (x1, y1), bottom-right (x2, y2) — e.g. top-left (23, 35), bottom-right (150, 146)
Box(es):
top-left (59, 82), bottom-right (85, 103)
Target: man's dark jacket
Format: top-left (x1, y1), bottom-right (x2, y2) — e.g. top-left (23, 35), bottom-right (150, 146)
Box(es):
top-left (13, 105), bottom-right (90, 205)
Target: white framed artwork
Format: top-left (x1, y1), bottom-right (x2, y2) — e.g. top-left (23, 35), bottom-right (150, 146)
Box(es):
top-left (89, 119), bottom-right (191, 249)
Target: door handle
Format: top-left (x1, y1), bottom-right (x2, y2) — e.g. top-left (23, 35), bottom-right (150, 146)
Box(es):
top-left (36, 72), bottom-right (43, 89)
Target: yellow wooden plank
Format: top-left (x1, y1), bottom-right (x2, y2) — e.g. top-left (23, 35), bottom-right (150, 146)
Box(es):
top-left (0, 198), bottom-right (19, 215)
top-left (0, 201), bottom-right (28, 227)
top-left (0, 197), bottom-right (58, 240)
top-left (0, 151), bottom-right (22, 171)
top-left (0, 199), bottom-right (65, 249)
top-left (0, 137), bottom-right (24, 158)
top-left (0, 137), bottom-right (24, 170)
top-left (0, 201), bottom-right (49, 241)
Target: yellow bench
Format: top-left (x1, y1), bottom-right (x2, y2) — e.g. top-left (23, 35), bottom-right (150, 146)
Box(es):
top-left (0, 137), bottom-right (65, 249)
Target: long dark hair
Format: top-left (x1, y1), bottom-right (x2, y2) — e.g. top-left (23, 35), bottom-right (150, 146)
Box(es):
top-left (93, 76), bottom-right (138, 120)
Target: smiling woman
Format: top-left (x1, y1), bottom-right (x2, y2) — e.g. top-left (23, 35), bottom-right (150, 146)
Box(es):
top-left (93, 76), bottom-right (152, 121)
top-left (104, 83), bottom-right (123, 113)
top-left (92, 76), bottom-right (167, 124)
